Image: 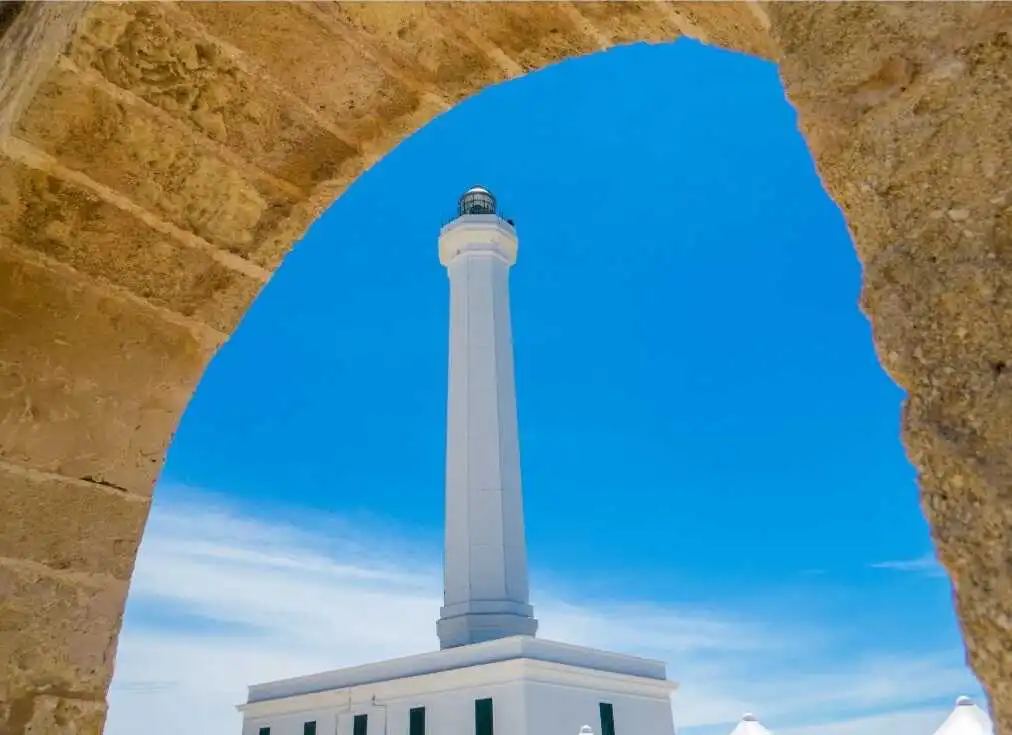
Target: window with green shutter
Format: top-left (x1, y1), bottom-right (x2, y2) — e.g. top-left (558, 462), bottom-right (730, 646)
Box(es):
top-left (303, 721), bottom-right (317, 735)
top-left (258, 728), bottom-right (270, 735)
top-left (409, 706), bottom-right (426, 735)
top-left (475, 698), bottom-right (494, 735)
top-left (599, 702), bottom-right (616, 735)
top-left (353, 713), bottom-right (368, 735)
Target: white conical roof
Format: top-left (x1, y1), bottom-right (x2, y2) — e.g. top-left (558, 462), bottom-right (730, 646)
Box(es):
top-left (729, 713), bottom-right (773, 735)
top-left (933, 697), bottom-right (994, 735)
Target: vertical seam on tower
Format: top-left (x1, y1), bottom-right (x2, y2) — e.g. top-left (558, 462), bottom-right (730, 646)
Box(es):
top-left (500, 259), bottom-right (517, 603)
top-left (494, 255), bottom-right (507, 602)
top-left (462, 255), bottom-right (471, 603)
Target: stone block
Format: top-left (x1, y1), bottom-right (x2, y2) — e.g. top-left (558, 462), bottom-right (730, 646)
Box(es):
top-left (0, 156), bottom-right (261, 333)
top-left (15, 64), bottom-right (295, 259)
top-left (447, 4), bottom-right (601, 73)
top-left (181, 2), bottom-right (421, 143)
top-left (314, 3), bottom-right (507, 104)
top-left (0, 464), bottom-right (149, 580)
top-left (2, 693), bottom-right (107, 735)
top-left (0, 249), bottom-right (207, 493)
top-left (0, 2), bottom-right (89, 136)
top-left (570, 3), bottom-right (697, 47)
top-left (0, 563), bottom-right (126, 705)
top-left (64, 2), bottom-right (359, 191)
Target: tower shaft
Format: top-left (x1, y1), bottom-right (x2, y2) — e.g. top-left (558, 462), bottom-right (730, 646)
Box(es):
top-left (436, 207), bottom-right (537, 649)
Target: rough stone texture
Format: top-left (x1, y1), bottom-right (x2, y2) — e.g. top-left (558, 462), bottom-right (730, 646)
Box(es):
top-left (0, 465), bottom-right (147, 580)
top-left (0, 249), bottom-right (213, 490)
top-left (0, 2), bottom-right (1009, 734)
top-left (0, 563), bottom-right (123, 734)
top-left (765, 6), bottom-right (1012, 728)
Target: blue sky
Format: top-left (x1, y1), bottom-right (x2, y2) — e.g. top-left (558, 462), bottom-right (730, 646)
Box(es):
top-left (108, 39), bottom-right (985, 735)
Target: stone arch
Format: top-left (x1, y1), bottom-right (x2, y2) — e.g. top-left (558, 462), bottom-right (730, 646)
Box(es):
top-left (0, 3), bottom-right (1009, 733)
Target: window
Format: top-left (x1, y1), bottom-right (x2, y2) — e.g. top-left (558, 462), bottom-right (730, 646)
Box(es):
top-left (303, 722), bottom-right (317, 735)
top-left (475, 698), bottom-right (494, 735)
top-left (353, 714), bottom-right (368, 735)
top-left (258, 728), bottom-right (270, 735)
top-left (599, 702), bottom-right (616, 735)
top-left (409, 706), bottom-right (426, 735)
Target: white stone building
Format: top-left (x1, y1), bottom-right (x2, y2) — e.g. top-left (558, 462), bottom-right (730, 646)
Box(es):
top-left (236, 188), bottom-right (678, 735)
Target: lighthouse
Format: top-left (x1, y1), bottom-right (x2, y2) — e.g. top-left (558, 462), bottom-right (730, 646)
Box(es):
top-left (437, 186), bottom-right (538, 649)
top-left (237, 187), bottom-right (677, 735)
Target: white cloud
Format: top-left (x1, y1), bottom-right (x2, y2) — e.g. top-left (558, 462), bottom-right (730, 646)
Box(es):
top-left (870, 554), bottom-right (946, 577)
top-left (779, 707), bottom-right (953, 735)
top-left (106, 489), bottom-right (984, 735)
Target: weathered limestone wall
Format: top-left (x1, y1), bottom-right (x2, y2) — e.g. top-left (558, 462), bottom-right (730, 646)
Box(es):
top-left (0, 3), bottom-right (1008, 734)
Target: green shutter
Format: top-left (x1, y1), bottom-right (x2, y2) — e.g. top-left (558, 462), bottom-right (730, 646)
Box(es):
top-left (475, 698), bottom-right (494, 735)
top-left (409, 706), bottom-right (426, 735)
top-left (303, 722), bottom-right (317, 735)
top-left (258, 728), bottom-right (270, 735)
top-left (599, 702), bottom-right (616, 735)
top-left (353, 714), bottom-right (368, 735)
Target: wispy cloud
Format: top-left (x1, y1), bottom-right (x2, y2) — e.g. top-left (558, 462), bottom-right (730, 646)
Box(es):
top-left (870, 554), bottom-right (946, 577)
top-left (106, 487), bottom-right (984, 735)
top-left (779, 707), bottom-right (959, 735)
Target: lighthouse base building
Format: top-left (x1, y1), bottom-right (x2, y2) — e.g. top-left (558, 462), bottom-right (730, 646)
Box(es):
top-left (238, 188), bottom-right (676, 735)
top-left (237, 637), bottom-right (676, 735)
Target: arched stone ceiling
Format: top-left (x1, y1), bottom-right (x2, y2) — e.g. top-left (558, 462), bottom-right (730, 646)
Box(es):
top-left (0, 3), bottom-right (1009, 734)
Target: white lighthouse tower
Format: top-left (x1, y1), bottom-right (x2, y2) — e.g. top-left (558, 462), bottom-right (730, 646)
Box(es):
top-left (237, 188), bottom-right (677, 735)
top-left (437, 186), bottom-right (538, 648)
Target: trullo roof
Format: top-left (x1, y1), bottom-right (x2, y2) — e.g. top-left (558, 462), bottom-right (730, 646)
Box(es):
top-left (729, 713), bottom-right (772, 735)
top-left (933, 697), bottom-right (994, 735)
